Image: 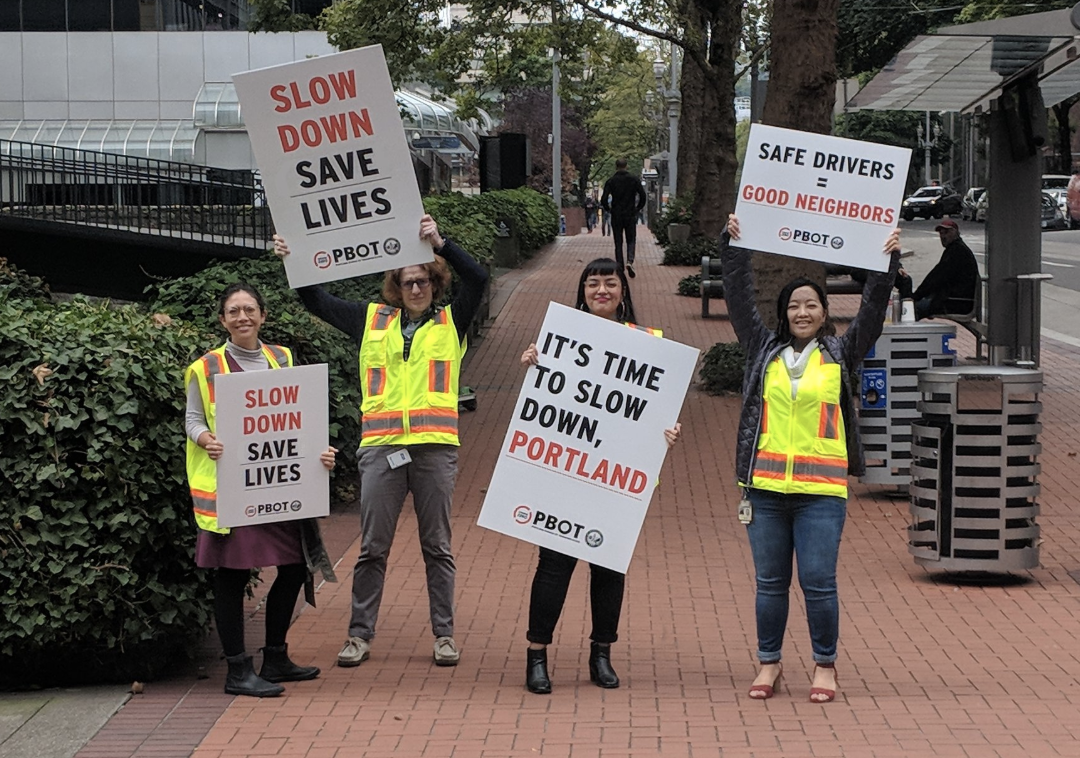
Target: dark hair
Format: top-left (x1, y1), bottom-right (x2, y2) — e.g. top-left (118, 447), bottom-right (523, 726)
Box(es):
top-left (382, 256), bottom-right (452, 308)
top-left (775, 277), bottom-right (835, 343)
top-left (615, 158), bottom-right (628, 170)
top-left (574, 257), bottom-right (637, 323)
top-left (218, 282), bottom-right (267, 317)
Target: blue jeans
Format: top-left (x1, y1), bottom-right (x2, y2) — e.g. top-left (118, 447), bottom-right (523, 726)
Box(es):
top-left (745, 490), bottom-right (846, 664)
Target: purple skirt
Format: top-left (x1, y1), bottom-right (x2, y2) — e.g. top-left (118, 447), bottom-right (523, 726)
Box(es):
top-left (195, 520), bottom-right (304, 569)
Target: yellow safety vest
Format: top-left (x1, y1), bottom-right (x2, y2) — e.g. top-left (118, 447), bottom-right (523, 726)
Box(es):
top-left (358, 303), bottom-right (464, 447)
top-left (751, 347), bottom-right (849, 498)
top-left (184, 342), bottom-right (293, 534)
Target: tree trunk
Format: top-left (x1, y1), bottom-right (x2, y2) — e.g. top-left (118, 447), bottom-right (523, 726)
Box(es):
top-left (751, 0), bottom-right (840, 328)
top-left (677, 5), bottom-right (707, 200)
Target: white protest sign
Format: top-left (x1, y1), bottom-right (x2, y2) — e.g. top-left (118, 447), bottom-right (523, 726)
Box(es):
top-left (214, 364), bottom-right (330, 527)
top-left (734, 124), bottom-right (912, 272)
top-left (477, 304), bottom-right (699, 573)
top-left (233, 45), bottom-right (430, 288)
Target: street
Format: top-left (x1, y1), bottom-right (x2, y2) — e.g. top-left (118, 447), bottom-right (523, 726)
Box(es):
top-left (897, 217), bottom-right (1080, 347)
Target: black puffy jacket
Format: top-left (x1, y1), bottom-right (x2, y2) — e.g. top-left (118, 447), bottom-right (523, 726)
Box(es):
top-left (720, 233), bottom-right (900, 489)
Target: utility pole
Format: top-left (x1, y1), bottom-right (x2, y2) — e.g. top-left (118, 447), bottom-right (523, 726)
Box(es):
top-left (551, 2), bottom-right (561, 220)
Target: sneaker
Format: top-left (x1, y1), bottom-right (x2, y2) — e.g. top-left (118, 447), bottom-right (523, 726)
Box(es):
top-left (337, 637), bottom-right (370, 667)
top-left (626, 263), bottom-right (636, 278)
top-left (433, 636), bottom-right (460, 666)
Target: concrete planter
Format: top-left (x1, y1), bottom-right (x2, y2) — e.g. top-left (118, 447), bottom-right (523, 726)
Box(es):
top-left (668, 223), bottom-right (691, 243)
top-left (561, 207), bottom-right (585, 236)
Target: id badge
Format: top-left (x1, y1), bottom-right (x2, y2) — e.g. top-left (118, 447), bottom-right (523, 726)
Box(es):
top-left (737, 497), bottom-right (753, 525)
top-left (387, 449), bottom-right (412, 469)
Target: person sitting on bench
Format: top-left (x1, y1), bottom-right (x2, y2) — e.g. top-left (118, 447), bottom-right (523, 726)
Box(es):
top-left (894, 219), bottom-right (978, 320)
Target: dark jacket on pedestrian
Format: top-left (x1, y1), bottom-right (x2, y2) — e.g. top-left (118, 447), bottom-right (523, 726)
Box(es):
top-left (720, 232), bottom-right (900, 489)
top-left (915, 237), bottom-right (978, 314)
top-left (601, 170), bottom-right (647, 223)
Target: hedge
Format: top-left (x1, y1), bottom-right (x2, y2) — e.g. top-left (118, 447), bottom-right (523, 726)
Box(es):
top-left (699, 342), bottom-right (747, 395)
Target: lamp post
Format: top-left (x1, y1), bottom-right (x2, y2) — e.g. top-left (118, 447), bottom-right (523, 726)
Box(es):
top-left (652, 44), bottom-right (681, 203)
top-left (918, 111), bottom-right (942, 186)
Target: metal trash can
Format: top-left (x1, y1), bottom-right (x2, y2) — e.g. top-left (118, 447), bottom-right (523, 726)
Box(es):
top-left (859, 322), bottom-right (957, 488)
top-left (908, 366), bottom-right (1042, 571)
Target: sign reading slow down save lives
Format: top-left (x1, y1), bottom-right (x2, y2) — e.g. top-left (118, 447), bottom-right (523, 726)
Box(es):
top-left (214, 365), bottom-right (330, 527)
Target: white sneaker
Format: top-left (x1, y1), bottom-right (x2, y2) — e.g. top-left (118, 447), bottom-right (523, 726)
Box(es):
top-left (433, 636), bottom-right (460, 666)
top-left (337, 637), bottom-right (370, 667)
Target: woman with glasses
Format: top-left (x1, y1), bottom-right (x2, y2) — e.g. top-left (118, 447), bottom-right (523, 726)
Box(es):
top-left (273, 214), bottom-right (488, 669)
top-left (185, 282), bottom-right (338, 698)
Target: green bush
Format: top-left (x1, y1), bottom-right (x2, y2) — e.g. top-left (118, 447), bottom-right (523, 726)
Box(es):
top-left (677, 274), bottom-right (701, 297)
top-left (423, 188), bottom-right (558, 261)
top-left (0, 275), bottom-right (215, 685)
top-left (662, 236), bottom-right (720, 267)
top-left (700, 341), bottom-right (747, 395)
top-left (649, 193), bottom-right (694, 247)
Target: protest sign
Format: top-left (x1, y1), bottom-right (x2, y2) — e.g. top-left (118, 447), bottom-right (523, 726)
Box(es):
top-left (233, 45), bottom-right (429, 288)
top-left (733, 124), bottom-right (912, 272)
top-left (477, 304), bottom-right (699, 573)
top-left (214, 364), bottom-right (330, 527)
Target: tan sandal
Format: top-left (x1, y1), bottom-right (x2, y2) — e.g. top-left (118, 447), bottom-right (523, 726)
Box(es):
top-left (748, 663), bottom-right (782, 699)
top-left (809, 663), bottom-right (837, 703)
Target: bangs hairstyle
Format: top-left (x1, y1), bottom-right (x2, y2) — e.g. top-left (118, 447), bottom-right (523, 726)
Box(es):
top-left (775, 277), bottom-right (835, 344)
top-left (218, 282), bottom-right (267, 316)
top-left (574, 257), bottom-right (637, 324)
top-left (382, 256), bottom-right (452, 308)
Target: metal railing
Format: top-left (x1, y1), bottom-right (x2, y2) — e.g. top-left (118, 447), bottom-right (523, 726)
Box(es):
top-left (0, 139), bottom-right (272, 249)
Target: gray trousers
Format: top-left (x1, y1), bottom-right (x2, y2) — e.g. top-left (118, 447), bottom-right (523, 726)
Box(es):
top-left (350, 443), bottom-right (458, 640)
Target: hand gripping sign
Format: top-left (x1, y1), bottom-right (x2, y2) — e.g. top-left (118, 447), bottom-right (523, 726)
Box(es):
top-left (214, 364), bottom-right (330, 527)
top-left (233, 45), bottom-right (430, 288)
top-left (477, 304), bottom-right (699, 573)
top-left (734, 124), bottom-right (912, 273)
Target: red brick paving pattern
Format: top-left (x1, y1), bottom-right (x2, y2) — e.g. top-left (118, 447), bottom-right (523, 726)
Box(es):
top-left (86, 228), bottom-right (1080, 757)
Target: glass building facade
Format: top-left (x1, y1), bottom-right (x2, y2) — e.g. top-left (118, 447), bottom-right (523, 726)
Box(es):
top-left (0, 0), bottom-right (331, 32)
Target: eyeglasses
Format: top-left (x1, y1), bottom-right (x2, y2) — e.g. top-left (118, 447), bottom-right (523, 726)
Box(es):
top-left (224, 305), bottom-right (260, 318)
top-left (401, 278), bottom-right (432, 291)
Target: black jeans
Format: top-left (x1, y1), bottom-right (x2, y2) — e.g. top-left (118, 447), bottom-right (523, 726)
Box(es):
top-left (526, 548), bottom-right (624, 645)
top-left (214, 564), bottom-right (307, 657)
top-left (611, 218), bottom-right (637, 268)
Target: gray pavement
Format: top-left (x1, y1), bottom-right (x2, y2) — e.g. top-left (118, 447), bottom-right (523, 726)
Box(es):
top-left (0, 687), bottom-right (129, 758)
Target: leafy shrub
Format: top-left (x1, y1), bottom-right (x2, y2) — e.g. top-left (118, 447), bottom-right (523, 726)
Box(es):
top-left (649, 193), bottom-right (694, 247)
top-left (0, 274), bottom-right (215, 685)
top-left (677, 274), bottom-right (701, 297)
top-left (423, 188), bottom-right (558, 261)
top-left (0, 257), bottom-right (50, 304)
top-left (662, 236), bottom-right (720, 267)
top-left (700, 341), bottom-right (747, 395)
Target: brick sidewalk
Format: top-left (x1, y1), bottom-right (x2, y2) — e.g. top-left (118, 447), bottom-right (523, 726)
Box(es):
top-left (88, 228), bottom-right (1080, 756)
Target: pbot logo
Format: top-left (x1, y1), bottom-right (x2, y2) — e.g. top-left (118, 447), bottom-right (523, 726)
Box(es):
top-left (314, 250), bottom-right (332, 269)
top-left (585, 530), bottom-right (604, 548)
top-left (245, 505), bottom-right (257, 517)
top-left (290, 500), bottom-right (302, 512)
top-left (384, 238), bottom-right (401, 255)
top-left (513, 505), bottom-right (532, 524)
top-left (529, 509), bottom-right (586, 541)
top-left (830, 236), bottom-right (845, 249)
top-left (778, 227), bottom-right (793, 241)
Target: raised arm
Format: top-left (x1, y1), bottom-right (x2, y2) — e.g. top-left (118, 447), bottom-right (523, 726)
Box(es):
top-left (840, 230), bottom-right (902, 365)
top-left (442, 237), bottom-right (489, 343)
top-left (272, 234), bottom-right (368, 345)
top-left (719, 214), bottom-right (772, 354)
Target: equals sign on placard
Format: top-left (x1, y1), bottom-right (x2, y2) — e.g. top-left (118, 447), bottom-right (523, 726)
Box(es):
top-left (816, 177), bottom-right (829, 188)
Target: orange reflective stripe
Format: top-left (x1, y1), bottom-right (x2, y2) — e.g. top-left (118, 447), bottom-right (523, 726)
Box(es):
top-left (264, 343), bottom-right (289, 367)
top-left (761, 400), bottom-right (768, 434)
top-left (361, 411), bottom-right (406, 438)
top-left (366, 367), bottom-right (386, 396)
top-left (433, 309), bottom-right (449, 325)
top-left (752, 450), bottom-right (787, 477)
top-left (428, 360), bottom-right (451, 393)
top-left (818, 403), bottom-right (840, 439)
top-left (409, 408), bottom-right (458, 434)
top-left (370, 306), bottom-right (398, 331)
top-left (202, 352), bottom-right (224, 403)
top-left (792, 455), bottom-right (848, 485)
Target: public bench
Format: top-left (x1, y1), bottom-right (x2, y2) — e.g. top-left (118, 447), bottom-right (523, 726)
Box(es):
top-left (700, 256), bottom-right (866, 318)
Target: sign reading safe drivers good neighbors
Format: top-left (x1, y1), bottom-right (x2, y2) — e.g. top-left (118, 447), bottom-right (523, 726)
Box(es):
top-left (233, 45), bottom-right (430, 288)
top-left (734, 124), bottom-right (912, 273)
top-left (477, 304), bottom-right (699, 574)
top-left (214, 365), bottom-right (330, 527)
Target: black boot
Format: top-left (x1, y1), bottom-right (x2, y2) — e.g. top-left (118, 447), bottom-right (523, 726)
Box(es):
top-left (588, 642), bottom-right (619, 689)
top-left (259, 644), bottom-right (320, 683)
top-left (225, 653), bottom-right (284, 697)
top-left (526, 648), bottom-right (552, 694)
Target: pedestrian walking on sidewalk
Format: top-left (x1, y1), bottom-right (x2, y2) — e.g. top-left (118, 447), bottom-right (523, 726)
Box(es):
top-left (185, 282), bottom-right (338, 698)
top-left (722, 214), bottom-right (901, 703)
top-left (518, 257), bottom-right (682, 694)
top-left (600, 159), bottom-right (647, 278)
top-left (274, 214), bottom-right (488, 669)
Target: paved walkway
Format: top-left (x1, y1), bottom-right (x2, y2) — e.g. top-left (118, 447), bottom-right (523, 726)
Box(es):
top-left (77, 227), bottom-right (1080, 757)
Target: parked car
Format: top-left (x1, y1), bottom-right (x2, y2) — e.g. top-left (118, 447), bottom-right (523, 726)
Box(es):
top-left (1042, 174), bottom-right (1071, 191)
top-left (901, 185), bottom-right (963, 220)
top-left (975, 190), bottom-right (988, 222)
top-left (1046, 187), bottom-right (1068, 215)
top-left (961, 187), bottom-right (985, 221)
top-left (1041, 191), bottom-right (1068, 231)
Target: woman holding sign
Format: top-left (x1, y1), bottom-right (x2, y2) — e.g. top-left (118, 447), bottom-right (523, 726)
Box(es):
top-left (722, 215), bottom-right (900, 703)
top-left (186, 282), bottom-right (338, 698)
top-left (519, 257), bottom-right (681, 694)
top-left (273, 214), bottom-right (487, 669)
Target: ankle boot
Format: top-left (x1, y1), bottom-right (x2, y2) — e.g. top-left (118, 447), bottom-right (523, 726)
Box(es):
top-left (588, 642), bottom-right (619, 689)
top-left (225, 653), bottom-right (284, 697)
top-left (526, 648), bottom-right (552, 694)
top-left (259, 644), bottom-right (320, 683)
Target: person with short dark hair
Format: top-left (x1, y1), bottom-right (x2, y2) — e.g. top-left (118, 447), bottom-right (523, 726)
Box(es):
top-left (273, 214), bottom-right (488, 670)
top-left (895, 219), bottom-right (978, 319)
top-left (600, 159), bottom-right (647, 277)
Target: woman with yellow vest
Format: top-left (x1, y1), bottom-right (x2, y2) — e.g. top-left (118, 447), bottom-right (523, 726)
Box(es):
top-left (186, 282), bottom-right (338, 698)
top-left (273, 214), bottom-right (488, 669)
top-left (519, 257), bottom-right (682, 694)
top-left (723, 215), bottom-right (900, 703)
